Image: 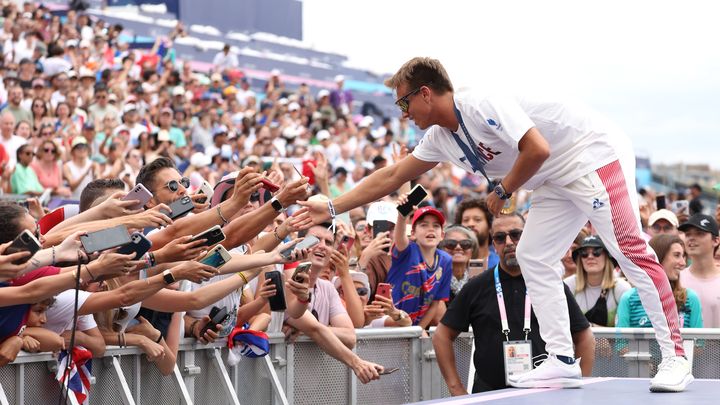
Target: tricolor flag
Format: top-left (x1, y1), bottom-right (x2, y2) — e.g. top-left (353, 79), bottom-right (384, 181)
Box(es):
top-left (56, 347), bottom-right (93, 404)
top-left (227, 326), bottom-right (270, 366)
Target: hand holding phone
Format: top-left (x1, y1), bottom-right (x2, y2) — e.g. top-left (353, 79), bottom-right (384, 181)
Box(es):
top-left (5, 230), bottom-right (42, 265)
top-left (200, 245), bottom-right (232, 269)
top-left (190, 225), bottom-right (226, 247)
top-left (81, 225), bottom-right (132, 253)
top-left (265, 271), bottom-right (287, 311)
top-left (335, 234), bottom-right (355, 253)
top-left (292, 262), bottom-right (312, 283)
top-left (397, 184), bottom-right (428, 217)
top-left (116, 232), bottom-right (153, 260)
top-left (123, 184), bottom-right (153, 211)
top-left (376, 283), bottom-right (392, 299)
top-left (164, 196), bottom-right (194, 220)
top-left (280, 236), bottom-right (320, 260)
top-left (199, 306), bottom-right (229, 337)
top-left (259, 178), bottom-right (280, 192)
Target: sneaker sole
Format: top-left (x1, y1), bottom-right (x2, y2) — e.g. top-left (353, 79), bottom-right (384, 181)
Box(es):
top-left (509, 378), bottom-right (583, 389)
top-left (649, 374), bottom-right (694, 392)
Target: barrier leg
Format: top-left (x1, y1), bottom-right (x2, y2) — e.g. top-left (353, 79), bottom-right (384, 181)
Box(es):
top-left (111, 356), bottom-right (136, 405)
top-left (173, 365), bottom-right (194, 405)
top-left (210, 348), bottom-right (241, 405)
top-left (264, 355), bottom-right (289, 405)
top-left (0, 381), bottom-right (9, 405)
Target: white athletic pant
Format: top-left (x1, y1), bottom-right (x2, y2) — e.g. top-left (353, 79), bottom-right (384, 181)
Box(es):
top-left (516, 159), bottom-right (684, 359)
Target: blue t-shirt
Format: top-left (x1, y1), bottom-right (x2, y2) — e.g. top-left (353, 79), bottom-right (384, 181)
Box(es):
top-left (388, 242), bottom-right (452, 325)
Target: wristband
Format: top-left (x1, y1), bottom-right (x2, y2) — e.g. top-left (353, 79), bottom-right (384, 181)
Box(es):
top-left (190, 319), bottom-right (200, 338)
top-left (155, 334), bottom-right (163, 344)
top-left (297, 294), bottom-right (311, 304)
top-left (148, 252), bottom-right (157, 267)
top-left (84, 264), bottom-right (96, 281)
top-left (51, 245), bottom-right (56, 266)
top-left (237, 271), bottom-right (249, 284)
top-left (327, 200), bottom-right (336, 234)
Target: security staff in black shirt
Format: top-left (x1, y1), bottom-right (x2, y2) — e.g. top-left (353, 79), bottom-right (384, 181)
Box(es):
top-left (433, 214), bottom-right (596, 395)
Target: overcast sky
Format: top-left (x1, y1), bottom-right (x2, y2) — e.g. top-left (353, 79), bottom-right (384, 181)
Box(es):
top-left (303, 0), bottom-right (720, 169)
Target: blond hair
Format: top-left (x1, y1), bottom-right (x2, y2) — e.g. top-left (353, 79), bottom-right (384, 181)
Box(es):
top-left (384, 57), bottom-right (454, 94)
top-left (575, 253), bottom-right (616, 293)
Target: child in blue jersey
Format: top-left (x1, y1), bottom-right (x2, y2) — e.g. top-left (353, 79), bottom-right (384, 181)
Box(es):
top-left (388, 195), bottom-right (452, 330)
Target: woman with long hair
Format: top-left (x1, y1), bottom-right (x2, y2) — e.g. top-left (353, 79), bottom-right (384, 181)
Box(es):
top-left (440, 225), bottom-right (480, 301)
top-left (31, 98), bottom-right (49, 133)
top-left (31, 139), bottom-right (71, 197)
top-left (616, 234), bottom-right (702, 328)
top-left (564, 235), bottom-right (632, 326)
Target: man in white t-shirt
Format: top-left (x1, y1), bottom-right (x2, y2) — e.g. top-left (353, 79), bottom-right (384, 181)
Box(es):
top-left (679, 214), bottom-right (720, 328)
top-left (0, 111), bottom-right (25, 169)
top-left (302, 57), bottom-right (691, 392)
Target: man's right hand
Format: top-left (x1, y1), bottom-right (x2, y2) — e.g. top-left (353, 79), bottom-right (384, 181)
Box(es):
top-left (276, 178), bottom-right (311, 207)
top-left (154, 235), bottom-right (208, 264)
top-left (97, 191), bottom-right (144, 218)
top-left (170, 261), bottom-right (218, 283)
top-left (296, 198), bottom-right (331, 225)
top-left (193, 315), bottom-right (222, 344)
top-left (0, 241), bottom-right (30, 280)
top-left (230, 167), bottom-right (263, 207)
top-left (358, 231), bottom-right (392, 267)
top-left (448, 385), bottom-right (469, 397)
top-left (125, 204), bottom-right (173, 229)
top-left (350, 357), bottom-right (382, 384)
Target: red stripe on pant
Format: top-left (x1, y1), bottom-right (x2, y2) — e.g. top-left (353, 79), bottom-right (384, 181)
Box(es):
top-left (597, 160), bottom-right (684, 356)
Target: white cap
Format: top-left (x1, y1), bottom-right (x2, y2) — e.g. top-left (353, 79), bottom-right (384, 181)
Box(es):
top-left (333, 271), bottom-right (369, 291)
top-left (334, 74), bottom-right (345, 82)
top-left (358, 116), bottom-right (374, 128)
top-left (157, 129), bottom-right (171, 142)
top-left (172, 86), bottom-right (185, 96)
top-left (282, 126), bottom-right (301, 138)
top-left (317, 89), bottom-right (330, 99)
top-left (316, 130), bottom-right (331, 141)
top-left (366, 201), bottom-right (397, 225)
top-left (122, 103), bottom-right (137, 114)
top-left (288, 102), bottom-right (300, 111)
top-left (190, 152), bottom-right (211, 168)
top-left (649, 209), bottom-right (679, 228)
top-left (271, 69), bottom-right (281, 76)
top-left (278, 97), bottom-right (289, 106)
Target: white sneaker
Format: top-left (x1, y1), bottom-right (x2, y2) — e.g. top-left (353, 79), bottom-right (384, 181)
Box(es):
top-left (508, 355), bottom-right (582, 388)
top-left (650, 356), bottom-right (694, 392)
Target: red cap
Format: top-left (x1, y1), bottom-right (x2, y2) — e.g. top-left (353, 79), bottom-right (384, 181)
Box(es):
top-left (411, 206), bottom-right (445, 227)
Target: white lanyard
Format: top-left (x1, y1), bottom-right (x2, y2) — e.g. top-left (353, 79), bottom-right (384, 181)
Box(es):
top-left (494, 265), bottom-right (531, 341)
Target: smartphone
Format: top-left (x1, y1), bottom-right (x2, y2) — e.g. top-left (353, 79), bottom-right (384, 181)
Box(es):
top-left (199, 306), bottom-right (229, 337)
top-left (468, 259), bottom-right (485, 270)
top-left (116, 232), bottom-right (153, 260)
top-left (80, 225), bottom-right (132, 253)
top-left (265, 270), bottom-right (287, 311)
top-left (259, 178), bottom-right (280, 193)
top-left (280, 236), bottom-right (320, 260)
top-left (200, 245), bottom-right (232, 269)
top-left (6, 230), bottom-right (42, 265)
top-left (166, 195), bottom-right (194, 219)
top-left (376, 282), bottom-right (392, 299)
top-left (335, 234), bottom-right (355, 253)
top-left (292, 262), bottom-right (312, 283)
top-left (123, 183), bottom-right (153, 210)
top-left (190, 225), bottom-right (225, 247)
top-left (379, 367), bottom-right (399, 376)
top-left (194, 181), bottom-right (214, 204)
top-left (656, 195), bottom-right (667, 210)
top-left (671, 200), bottom-right (689, 215)
top-left (397, 184), bottom-right (428, 217)
top-left (372, 220), bottom-right (393, 253)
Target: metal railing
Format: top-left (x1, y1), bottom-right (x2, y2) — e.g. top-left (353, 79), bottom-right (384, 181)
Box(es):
top-left (1, 327), bottom-right (719, 405)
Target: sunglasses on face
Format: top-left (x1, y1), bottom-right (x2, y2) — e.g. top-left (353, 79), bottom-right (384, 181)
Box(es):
top-left (580, 247), bottom-right (605, 259)
top-left (164, 177), bottom-right (190, 192)
top-left (355, 223), bottom-right (367, 233)
top-left (491, 229), bottom-right (523, 245)
top-left (441, 239), bottom-right (473, 250)
top-left (652, 224), bottom-right (675, 233)
top-left (41, 131), bottom-right (52, 136)
top-left (395, 87), bottom-right (422, 113)
top-left (44, 147), bottom-right (56, 153)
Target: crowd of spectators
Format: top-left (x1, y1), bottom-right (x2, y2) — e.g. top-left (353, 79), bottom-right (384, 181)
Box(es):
top-left (1, 1), bottom-right (719, 398)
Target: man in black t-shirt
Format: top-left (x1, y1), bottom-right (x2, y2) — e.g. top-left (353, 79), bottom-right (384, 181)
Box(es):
top-left (432, 214), bottom-right (595, 395)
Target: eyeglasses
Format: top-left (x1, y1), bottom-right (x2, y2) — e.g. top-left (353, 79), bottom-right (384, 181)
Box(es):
top-left (394, 87), bottom-right (422, 113)
top-left (164, 177), bottom-right (190, 192)
top-left (491, 229), bottom-right (523, 245)
top-left (441, 239), bottom-right (473, 250)
top-left (580, 247), bottom-right (605, 259)
top-left (652, 224), bottom-right (675, 233)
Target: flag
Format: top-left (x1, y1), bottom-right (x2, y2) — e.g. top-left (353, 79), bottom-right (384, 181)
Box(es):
top-left (227, 326), bottom-right (269, 366)
top-left (56, 347), bottom-right (93, 404)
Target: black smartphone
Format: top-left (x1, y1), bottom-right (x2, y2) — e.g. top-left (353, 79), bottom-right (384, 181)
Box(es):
top-left (80, 225), bottom-right (132, 253)
top-left (6, 230), bottom-right (42, 265)
top-left (190, 225), bottom-right (226, 247)
top-left (397, 184), bottom-right (428, 217)
top-left (265, 270), bottom-right (287, 311)
top-left (280, 236), bottom-right (320, 260)
top-left (165, 195), bottom-right (194, 219)
top-left (199, 306), bottom-right (229, 336)
top-left (372, 220), bottom-right (393, 253)
top-left (656, 195), bottom-right (667, 210)
top-left (116, 232), bottom-right (153, 260)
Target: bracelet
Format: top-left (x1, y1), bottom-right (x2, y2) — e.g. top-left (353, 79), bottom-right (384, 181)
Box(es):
top-left (237, 271), bottom-right (249, 284)
top-left (51, 245), bottom-right (56, 266)
top-left (217, 205), bottom-right (229, 226)
top-left (297, 295), bottom-right (311, 304)
top-left (143, 253), bottom-right (152, 269)
top-left (273, 227), bottom-right (283, 242)
top-left (148, 252), bottom-right (156, 267)
top-left (155, 334), bottom-right (163, 344)
top-left (190, 319), bottom-right (200, 338)
top-left (327, 200), bottom-right (336, 234)
top-left (84, 264), bottom-right (96, 281)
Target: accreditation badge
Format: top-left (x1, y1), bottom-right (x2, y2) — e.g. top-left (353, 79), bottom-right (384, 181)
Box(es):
top-left (503, 340), bottom-right (533, 385)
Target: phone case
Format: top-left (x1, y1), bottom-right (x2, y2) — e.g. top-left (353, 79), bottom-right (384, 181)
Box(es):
top-left (376, 283), bottom-right (392, 299)
top-left (372, 221), bottom-right (393, 252)
top-left (200, 306), bottom-right (228, 336)
top-left (280, 236), bottom-right (320, 259)
top-left (6, 230), bottom-right (42, 265)
top-left (80, 225), bottom-right (132, 253)
top-left (123, 184), bottom-right (153, 210)
top-left (167, 196), bottom-right (194, 219)
top-left (191, 225), bottom-right (226, 247)
top-left (117, 232), bottom-right (153, 260)
top-left (292, 262), bottom-right (312, 282)
top-left (200, 245), bottom-right (231, 269)
top-left (397, 185), bottom-right (428, 217)
top-left (260, 178), bottom-right (280, 192)
top-left (266, 271), bottom-right (287, 311)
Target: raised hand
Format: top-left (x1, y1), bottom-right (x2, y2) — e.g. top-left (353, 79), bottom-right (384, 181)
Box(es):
top-left (169, 261), bottom-right (218, 283)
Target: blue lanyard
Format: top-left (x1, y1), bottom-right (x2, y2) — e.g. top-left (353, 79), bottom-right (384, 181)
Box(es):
top-left (451, 102), bottom-right (491, 184)
top-left (493, 265), bottom-right (531, 341)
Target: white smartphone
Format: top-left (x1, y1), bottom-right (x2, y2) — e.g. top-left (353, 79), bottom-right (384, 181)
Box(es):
top-left (195, 180), bottom-right (214, 203)
top-left (123, 183), bottom-right (153, 210)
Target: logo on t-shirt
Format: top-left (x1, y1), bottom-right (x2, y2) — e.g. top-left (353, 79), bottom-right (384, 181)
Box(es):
top-left (486, 118), bottom-right (503, 131)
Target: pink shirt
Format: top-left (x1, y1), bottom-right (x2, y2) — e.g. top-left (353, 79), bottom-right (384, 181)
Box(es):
top-left (30, 160), bottom-right (62, 190)
top-left (681, 268), bottom-right (720, 328)
top-left (309, 278), bottom-right (348, 326)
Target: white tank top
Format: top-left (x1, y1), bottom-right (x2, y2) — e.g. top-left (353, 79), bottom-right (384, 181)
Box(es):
top-left (66, 159), bottom-right (93, 200)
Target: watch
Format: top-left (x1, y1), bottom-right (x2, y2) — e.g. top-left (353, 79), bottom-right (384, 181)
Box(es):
top-left (162, 269), bottom-right (176, 285)
top-left (493, 181), bottom-right (512, 200)
top-left (270, 196), bottom-right (286, 212)
top-left (392, 310), bottom-right (408, 322)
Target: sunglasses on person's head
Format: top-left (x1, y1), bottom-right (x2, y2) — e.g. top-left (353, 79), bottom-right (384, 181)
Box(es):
top-left (441, 239), bottom-right (473, 250)
top-left (395, 87), bottom-right (422, 113)
top-left (164, 177), bottom-right (190, 192)
top-left (491, 229), bottom-right (523, 245)
top-left (580, 247), bottom-right (605, 259)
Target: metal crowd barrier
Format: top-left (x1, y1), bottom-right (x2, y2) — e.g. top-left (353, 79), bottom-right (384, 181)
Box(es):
top-left (1, 327), bottom-right (719, 404)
